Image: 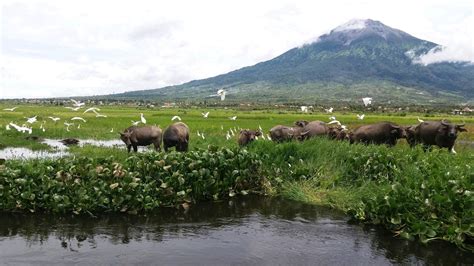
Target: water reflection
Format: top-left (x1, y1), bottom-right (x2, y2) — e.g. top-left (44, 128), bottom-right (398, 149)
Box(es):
top-left (0, 196), bottom-right (472, 265)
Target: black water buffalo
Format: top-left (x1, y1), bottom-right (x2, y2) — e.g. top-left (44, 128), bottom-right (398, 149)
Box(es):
top-left (269, 125), bottom-right (304, 142)
top-left (328, 127), bottom-right (351, 141)
top-left (350, 122), bottom-right (405, 146)
top-left (412, 120), bottom-right (467, 153)
top-left (404, 125), bottom-right (417, 147)
top-left (296, 120), bottom-right (329, 140)
top-left (238, 129), bottom-right (262, 146)
top-left (163, 122), bottom-right (189, 152)
top-left (119, 125), bottom-right (162, 152)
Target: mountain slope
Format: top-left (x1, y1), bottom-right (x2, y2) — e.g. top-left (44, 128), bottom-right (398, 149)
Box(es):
top-left (112, 19), bottom-right (474, 104)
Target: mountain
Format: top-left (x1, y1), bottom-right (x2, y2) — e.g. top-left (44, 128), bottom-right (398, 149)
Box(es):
top-left (111, 19), bottom-right (474, 104)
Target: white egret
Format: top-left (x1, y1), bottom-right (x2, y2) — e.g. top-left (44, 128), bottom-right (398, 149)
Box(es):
top-left (9, 123), bottom-right (32, 134)
top-left (171, 116), bottom-right (181, 121)
top-left (217, 89), bottom-right (226, 101)
top-left (83, 107), bottom-right (100, 113)
top-left (328, 120), bottom-right (341, 126)
top-left (229, 116), bottom-right (237, 120)
top-left (417, 117), bottom-right (424, 123)
top-left (71, 99), bottom-right (85, 107)
top-left (362, 97), bottom-right (372, 106)
top-left (357, 114), bottom-right (365, 120)
top-left (65, 106), bottom-right (81, 111)
top-left (131, 120), bottom-right (140, 126)
top-left (300, 106), bottom-right (308, 113)
top-left (48, 116), bottom-right (60, 122)
top-left (140, 113), bottom-right (146, 124)
top-left (329, 116), bottom-right (336, 121)
top-left (3, 107), bottom-right (18, 111)
top-left (325, 107), bottom-right (334, 113)
top-left (64, 122), bottom-right (74, 132)
top-left (71, 117), bottom-right (87, 122)
top-left (110, 128), bottom-right (114, 133)
top-left (92, 110), bottom-right (107, 117)
top-left (26, 116), bottom-right (37, 124)
top-left (201, 112), bottom-right (209, 118)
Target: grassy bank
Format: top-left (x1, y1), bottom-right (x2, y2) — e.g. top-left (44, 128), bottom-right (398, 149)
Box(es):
top-left (248, 139), bottom-right (473, 250)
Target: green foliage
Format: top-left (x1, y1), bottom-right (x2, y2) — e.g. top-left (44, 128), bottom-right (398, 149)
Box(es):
top-left (0, 147), bottom-right (264, 214)
top-left (250, 139), bottom-right (473, 249)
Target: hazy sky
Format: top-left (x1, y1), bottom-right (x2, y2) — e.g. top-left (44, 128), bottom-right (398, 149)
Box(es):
top-left (1, 0), bottom-right (473, 98)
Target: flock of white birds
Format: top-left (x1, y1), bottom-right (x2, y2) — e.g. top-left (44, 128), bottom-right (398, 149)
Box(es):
top-left (3, 90), bottom-right (376, 143)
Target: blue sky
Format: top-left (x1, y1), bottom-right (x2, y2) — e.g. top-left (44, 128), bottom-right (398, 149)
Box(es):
top-left (1, 0), bottom-right (473, 98)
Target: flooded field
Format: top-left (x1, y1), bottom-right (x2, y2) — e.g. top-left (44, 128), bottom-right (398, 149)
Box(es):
top-left (0, 138), bottom-right (150, 159)
top-left (0, 196), bottom-right (472, 265)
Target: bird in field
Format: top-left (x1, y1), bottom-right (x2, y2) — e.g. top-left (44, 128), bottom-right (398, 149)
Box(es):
top-left (3, 107), bottom-right (18, 111)
top-left (229, 116), bottom-right (237, 120)
top-left (300, 106), bottom-right (308, 113)
top-left (10, 123), bottom-right (32, 134)
top-left (131, 120), bottom-right (140, 126)
top-left (48, 116), bottom-right (60, 122)
top-left (362, 97), bottom-right (372, 106)
top-left (110, 128), bottom-right (114, 133)
top-left (357, 114), bottom-right (365, 120)
top-left (325, 107), bottom-right (334, 113)
top-left (202, 112), bottom-right (209, 118)
top-left (328, 120), bottom-right (341, 126)
top-left (71, 99), bottom-right (85, 107)
top-left (417, 117), bottom-right (424, 123)
top-left (329, 116), bottom-right (336, 121)
top-left (65, 106), bottom-right (81, 111)
top-left (64, 122), bottom-right (74, 132)
top-left (83, 107), bottom-right (100, 113)
top-left (71, 117), bottom-right (86, 122)
top-left (26, 116), bottom-right (37, 124)
top-left (92, 110), bottom-right (107, 117)
top-left (140, 113), bottom-right (146, 124)
top-left (171, 116), bottom-right (181, 121)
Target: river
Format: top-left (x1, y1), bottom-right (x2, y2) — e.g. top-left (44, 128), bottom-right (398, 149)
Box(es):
top-left (0, 196), bottom-right (472, 265)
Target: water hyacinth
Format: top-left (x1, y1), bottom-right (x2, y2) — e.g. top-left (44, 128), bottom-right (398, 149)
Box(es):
top-left (0, 147), bottom-right (264, 214)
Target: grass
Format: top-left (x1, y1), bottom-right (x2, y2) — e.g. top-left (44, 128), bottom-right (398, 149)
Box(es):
top-left (0, 103), bottom-right (473, 249)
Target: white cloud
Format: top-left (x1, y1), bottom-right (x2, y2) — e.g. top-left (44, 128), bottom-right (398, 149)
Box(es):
top-left (1, 0), bottom-right (473, 98)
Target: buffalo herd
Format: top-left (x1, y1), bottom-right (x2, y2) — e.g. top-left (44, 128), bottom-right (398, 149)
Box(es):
top-left (120, 120), bottom-right (467, 153)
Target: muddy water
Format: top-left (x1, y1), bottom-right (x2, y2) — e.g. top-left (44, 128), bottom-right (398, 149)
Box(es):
top-left (0, 196), bottom-right (471, 265)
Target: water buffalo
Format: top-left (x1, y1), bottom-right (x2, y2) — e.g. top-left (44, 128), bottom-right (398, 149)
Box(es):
top-left (238, 129), bottom-right (262, 146)
top-left (163, 122), bottom-right (189, 152)
top-left (119, 125), bottom-right (163, 152)
top-left (350, 122), bottom-right (405, 146)
top-left (269, 125), bottom-right (304, 142)
top-left (297, 120), bottom-right (329, 140)
top-left (412, 120), bottom-right (467, 153)
top-left (404, 125), bottom-right (417, 147)
top-left (328, 127), bottom-right (350, 141)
